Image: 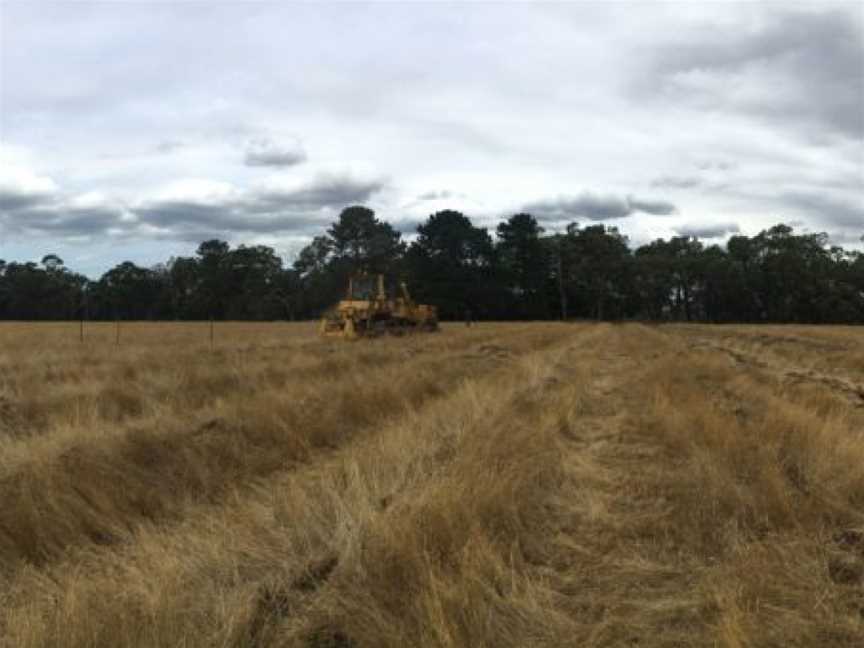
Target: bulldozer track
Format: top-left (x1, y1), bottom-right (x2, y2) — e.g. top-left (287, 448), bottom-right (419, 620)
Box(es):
top-left (686, 337), bottom-right (864, 408)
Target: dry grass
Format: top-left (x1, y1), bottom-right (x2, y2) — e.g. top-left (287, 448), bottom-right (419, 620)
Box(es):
top-left (0, 321), bottom-right (862, 647)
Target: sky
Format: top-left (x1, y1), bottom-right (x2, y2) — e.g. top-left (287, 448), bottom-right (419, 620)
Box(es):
top-left (1, 0), bottom-right (862, 277)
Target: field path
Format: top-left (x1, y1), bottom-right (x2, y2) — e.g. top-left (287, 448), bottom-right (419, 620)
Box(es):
top-left (540, 324), bottom-right (864, 646)
top-left (536, 326), bottom-right (709, 646)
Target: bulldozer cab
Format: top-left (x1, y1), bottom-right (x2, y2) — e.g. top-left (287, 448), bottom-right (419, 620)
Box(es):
top-left (346, 274), bottom-right (386, 301)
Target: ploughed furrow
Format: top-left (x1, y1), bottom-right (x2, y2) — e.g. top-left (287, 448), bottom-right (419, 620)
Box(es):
top-left (613, 326), bottom-right (864, 646)
top-left (529, 325), bottom-right (714, 646)
top-left (671, 325), bottom-right (864, 401)
top-left (0, 324), bottom-right (607, 648)
top-left (672, 326), bottom-right (864, 428)
top-left (0, 324), bottom-right (576, 572)
top-left (501, 323), bottom-right (864, 647)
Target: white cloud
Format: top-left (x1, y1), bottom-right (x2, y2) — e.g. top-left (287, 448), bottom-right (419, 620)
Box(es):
top-left (146, 179), bottom-right (241, 206)
top-left (0, 165), bottom-right (59, 209)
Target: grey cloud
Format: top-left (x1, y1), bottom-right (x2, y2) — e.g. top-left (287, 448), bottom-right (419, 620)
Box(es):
top-left (524, 193), bottom-right (630, 221)
top-left (1, 167), bottom-right (131, 236)
top-left (0, 177), bottom-right (122, 236)
top-left (1, 199), bottom-right (129, 237)
top-left (244, 138), bottom-right (307, 167)
top-left (134, 201), bottom-right (238, 229)
top-left (779, 190), bottom-right (864, 229)
top-left (253, 176), bottom-right (384, 212)
top-left (155, 140), bottom-right (184, 153)
top-left (0, 176), bottom-right (57, 212)
top-left (403, 190), bottom-right (470, 210)
top-left (675, 222), bottom-right (740, 239)
top-left (417, 190), bottom-right (457, 201)
top-left (136, 202), bottom-right (314, 241)
top-left (0, 191), bottom-right (51, 211)
top-left (696, 160), bottom-right (736, 172)
top-left (828, 231), bottom-right (864, 246)
top-left (627, 196), bottom-right (677, 216)
top-left (652, 175), bottom-right (702, 190)
top-left (133, 200), bottom-right (330, 240)
top-left (19, 205), bottom-right (126, 235)
top-left (639, 9), bottom-right (864, 139)
top-left (523, 192), bottom-right (677, 221)
top-left (134, 175), bottom-right (385, 238)
top-left (390, 218), bottom-right (424, 234)
top-left (1, 171), bottom-right (384, 241)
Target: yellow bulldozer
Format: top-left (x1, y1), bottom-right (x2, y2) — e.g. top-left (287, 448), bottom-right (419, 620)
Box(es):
top-left (320, 274), bottom-right (438, 339)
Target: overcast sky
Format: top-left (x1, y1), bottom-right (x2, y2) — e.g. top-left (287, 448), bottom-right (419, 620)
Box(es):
top-left (1, 1), bottom-right (862, 276)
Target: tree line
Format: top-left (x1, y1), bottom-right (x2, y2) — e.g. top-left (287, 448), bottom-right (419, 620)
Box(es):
top-left (1, 206), bottom-right (862, 323)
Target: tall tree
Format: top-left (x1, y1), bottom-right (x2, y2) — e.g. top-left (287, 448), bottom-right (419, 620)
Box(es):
top-left (327, 206), bottom-right (405, 275)
top-left (634, 236), bottom-right (704, 321)
top-left (196, 240), bottom-right (232, 319)
top-left (293, 206), bottom-right (405, 316)
top-left (568, 225), bottom-right (633, 320)
top-left (406, 210), bottom-right (501, 320)
top-left (93, 262), bottom-right (165, 320)
top-left (222, 245), bottom-right (285, 320)
top-left (0, 260), bottom-right (87, 320)
top-left (1, 219), bottom-right (862, 324)
top-left (497, 213), bottom-right (549, 319)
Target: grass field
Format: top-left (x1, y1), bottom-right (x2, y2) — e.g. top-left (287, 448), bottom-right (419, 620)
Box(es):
top-left (0, 321), bottom-right (862, 647)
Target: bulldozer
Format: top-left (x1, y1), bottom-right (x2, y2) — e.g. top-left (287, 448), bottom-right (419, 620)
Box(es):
top-left (319, 274), bottom-right (438, 339)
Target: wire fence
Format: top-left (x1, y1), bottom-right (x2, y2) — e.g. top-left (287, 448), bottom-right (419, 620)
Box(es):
top-left (0, 320), bottom-right (319, 351)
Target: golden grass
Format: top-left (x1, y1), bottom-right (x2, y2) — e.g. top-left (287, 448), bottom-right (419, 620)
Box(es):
top-left (0, 321), bottom-right (862, 647)
top-left (635, 326), bottom-right (864, 645)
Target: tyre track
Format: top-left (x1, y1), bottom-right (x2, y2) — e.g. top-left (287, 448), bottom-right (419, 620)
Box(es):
top-left (686, 337), bottom-right (864, 408)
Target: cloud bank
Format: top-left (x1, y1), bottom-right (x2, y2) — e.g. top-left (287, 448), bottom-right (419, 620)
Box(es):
top-left (0, 164), bottom-right (384, 241)
top-left (0, 2), bottom-right (860, 273)
top-left (523, 192), bottom-right (677, 222)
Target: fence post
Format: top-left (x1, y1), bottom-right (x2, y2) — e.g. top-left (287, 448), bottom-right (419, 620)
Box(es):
top-left (115, 319), bottom-right (120, 346)
top-left (209, 317), bottom-right (214, 351)
top-left (80, 285), bottom-right (88, 344)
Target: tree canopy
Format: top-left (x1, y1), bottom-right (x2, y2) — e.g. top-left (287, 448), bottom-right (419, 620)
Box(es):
top-left (1, 205), bottom-right (862, 323)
